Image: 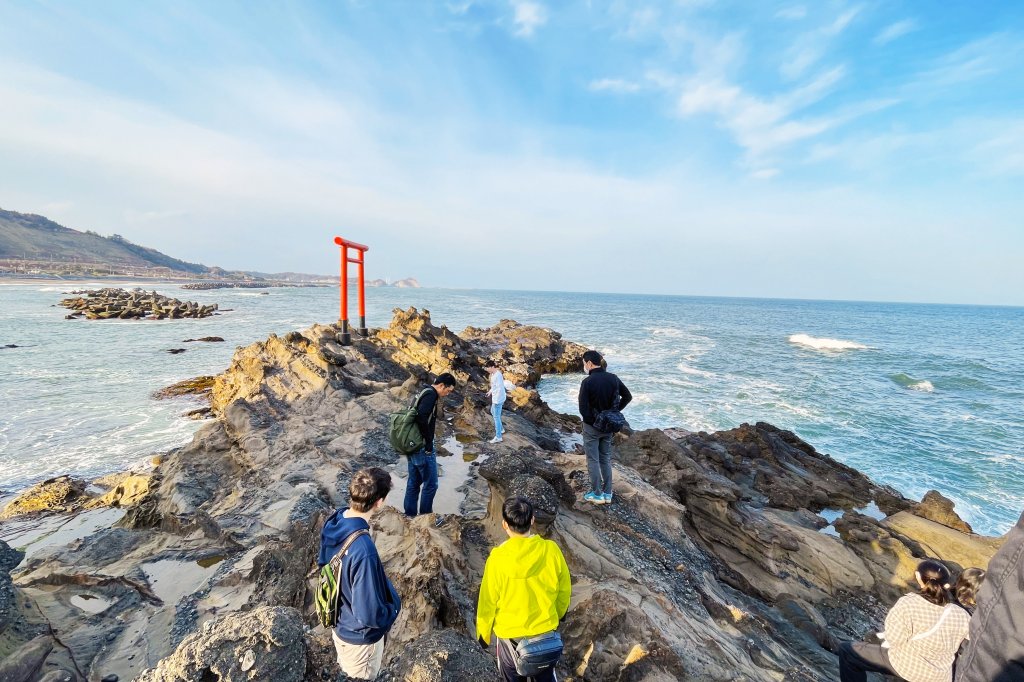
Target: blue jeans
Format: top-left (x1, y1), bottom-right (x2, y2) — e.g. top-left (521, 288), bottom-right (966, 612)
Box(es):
top-left (491, 402), bottom-right (503, 438)
top-left (583, 423), bottom-right (613, 495)
top-left (404, 448), bottom-right (438, 517)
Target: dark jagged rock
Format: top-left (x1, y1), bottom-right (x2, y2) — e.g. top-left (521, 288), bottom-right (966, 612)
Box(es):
top-left (183, 337), bottom-right (225, 343)
top-left (166, 348), bottom-right (187, 354)
top-left (377, 628), bottom-right (495, 681)
top-left (0, 635), bottom-right (54, 682)
top-left (135, 606), bottom-right (307, 682)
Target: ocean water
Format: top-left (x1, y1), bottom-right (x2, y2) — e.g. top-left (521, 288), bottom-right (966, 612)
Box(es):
top-left (1, 282), bottom-right (1022, 536)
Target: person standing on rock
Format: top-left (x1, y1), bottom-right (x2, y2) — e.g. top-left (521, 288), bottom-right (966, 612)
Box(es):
top-left (955, 510), bottom-right (1024, 682)
top-left (318, 467), bottom-right (401, 681)
top-left (838, 559), bottom-right (970, 682)
top-left (577, 350), bottom-right (631, 505)
top-left (476, 496), bottom-right (571, 682)
top-left (484, 360), bottom-right (507, 443)
top-left (404, 372), bottom-right (457, 517)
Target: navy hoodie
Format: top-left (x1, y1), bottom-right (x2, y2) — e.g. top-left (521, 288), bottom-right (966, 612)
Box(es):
top-left (317, 508), bottom-right (401, 645)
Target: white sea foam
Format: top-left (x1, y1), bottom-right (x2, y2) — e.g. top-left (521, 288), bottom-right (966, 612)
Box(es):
top-left (788, 334), bottom-right (868, 351)
top-left (676, 363), bottom-right (716, 378)
top-left (909, 380), bottom-right (934, 392)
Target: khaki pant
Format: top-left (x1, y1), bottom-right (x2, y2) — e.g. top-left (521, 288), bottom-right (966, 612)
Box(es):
top-left (332, 630), bottom-right (385, 681)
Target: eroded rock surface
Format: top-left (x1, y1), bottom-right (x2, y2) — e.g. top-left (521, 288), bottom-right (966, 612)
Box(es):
top-left (0, 309), bottom-right (1004, 682)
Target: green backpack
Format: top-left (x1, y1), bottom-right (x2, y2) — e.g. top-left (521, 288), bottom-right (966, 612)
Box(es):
top-left (388, 389), bottom-right (430, 455)
top-left (316, 529), bottom-right (369, 629)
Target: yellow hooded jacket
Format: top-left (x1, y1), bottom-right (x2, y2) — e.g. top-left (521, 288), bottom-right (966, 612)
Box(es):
top-left (476, 534), bottom-right (571, 644)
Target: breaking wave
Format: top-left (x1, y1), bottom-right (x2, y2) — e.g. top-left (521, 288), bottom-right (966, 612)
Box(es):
top-left (788, 334), bottom-right (868, 351)
top-left (890, 373), bottom-right (935, 392)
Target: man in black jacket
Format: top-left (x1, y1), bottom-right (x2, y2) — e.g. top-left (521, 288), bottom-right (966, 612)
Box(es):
top-left (955, 509), bottom-right (1024, 682)
top-left (577, 350), bottom-right (631, 505)
top-left (403, 372), bottom-right (457, 517)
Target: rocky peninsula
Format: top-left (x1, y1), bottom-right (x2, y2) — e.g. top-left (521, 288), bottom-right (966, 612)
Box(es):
top-left (59, 289), bottom-right (218, 320)
top-left (0, 309), bottom-right (1004, 682)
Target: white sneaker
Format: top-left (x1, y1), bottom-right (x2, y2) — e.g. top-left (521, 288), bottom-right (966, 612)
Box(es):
top-left (488, 437), bottom-right (503, 443)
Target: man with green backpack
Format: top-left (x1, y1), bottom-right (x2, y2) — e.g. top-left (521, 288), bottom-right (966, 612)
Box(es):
top-left (317, 467), bottom-right (401, 680)
top-left (396, 372), bottom-right (457, 517)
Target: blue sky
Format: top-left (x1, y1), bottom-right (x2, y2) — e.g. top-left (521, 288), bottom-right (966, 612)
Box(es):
top-left (0, 1), bottom-right (1021, 304)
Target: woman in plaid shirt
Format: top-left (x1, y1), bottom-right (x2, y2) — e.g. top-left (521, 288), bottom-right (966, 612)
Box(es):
top-left (839, 560), bottom-right (971, 682)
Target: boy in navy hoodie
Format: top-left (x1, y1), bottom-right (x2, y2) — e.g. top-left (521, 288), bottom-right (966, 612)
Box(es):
top-left (318, 467), bottom-right (401, 680)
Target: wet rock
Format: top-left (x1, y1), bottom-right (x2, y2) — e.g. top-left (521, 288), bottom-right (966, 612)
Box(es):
top-left (166, 348), bottom-right (187, 354)
top-left (912, 490), bottom-right (973, 534)
top-left (183, 337), bottom-right (225, 343)
top-left (183, 407), bottom-right (213, 420)
top-left (378, 628), bottom-right (495, 681)
top-left (2, 343), bottom-right (19, 348)
top-left (0, 475), bottom-right (88, 519)
top-left (153, 375), bottom-right (215, 400)
top-left (1, 539), bottom-right (25, 628)
top-left (0, 635), bottom-right (54, 682)
top-left (38, 671), bottom-right (75, 682)
top-left (135, 606), bottom-right (307, 682)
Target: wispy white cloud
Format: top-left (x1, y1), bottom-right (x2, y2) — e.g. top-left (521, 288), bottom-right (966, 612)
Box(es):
top-left (775, 6), bottom-right (806, 21)
top-left (589, 77), bottom-right (643, 94)
top-left (874, 19), bottom-right (918, 45)
top-left (781, 6), bottom-right (861, 80)
top-left (750, 168), bottom-right (779, 179)
top-left (510, 0), bottom-right (547, 38)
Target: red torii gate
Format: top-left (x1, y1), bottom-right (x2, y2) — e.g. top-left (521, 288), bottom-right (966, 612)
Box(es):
top-left (334, 237), bottom-right (369, 345)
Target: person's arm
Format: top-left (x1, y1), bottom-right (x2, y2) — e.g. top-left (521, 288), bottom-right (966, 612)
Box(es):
top-left (347, 551), bottom-right (400, 631)
top-left (415, 389), bottom-right (437, 442)
top-left (882, 597), bottom-right (914, 647)
top-left (555, 546), bottom-right (571, 620)
top-left (578, 377), bottom-right (591, 422)
top-left (475, 555), bottom-right (501, 645)
top-left (617, 378), bottom-right (632, 411)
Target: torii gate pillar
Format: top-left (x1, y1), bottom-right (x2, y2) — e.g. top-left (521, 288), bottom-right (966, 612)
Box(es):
top-left (333, 237), bottom-right (369, 345)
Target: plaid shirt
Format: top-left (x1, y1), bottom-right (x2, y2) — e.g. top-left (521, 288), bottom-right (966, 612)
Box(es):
top-left (882, 593), bottom-right (971, 682)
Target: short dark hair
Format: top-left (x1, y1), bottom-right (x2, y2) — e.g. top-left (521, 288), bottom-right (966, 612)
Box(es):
top-left (502, 496), bottom-right (533, 534)
top-left (483, 359), bottom-right (497, 368)
top-left (349, 467), bottom-right (392, 513)
top-left (434, 372), bottom-right (457, 387)
top-left (582, 350), bottom-right (603, 366)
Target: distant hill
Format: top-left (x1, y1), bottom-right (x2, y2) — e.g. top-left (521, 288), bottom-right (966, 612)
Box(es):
top-left (0, 207), bottom-right (418, 285)
top-left (0, 208), bottom-right (208, 274)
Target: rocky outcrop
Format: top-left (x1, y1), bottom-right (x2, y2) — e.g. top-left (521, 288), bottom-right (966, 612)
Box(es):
top-left (2, 309), bottom-right (1004, 682)
top-left (136, 606), bottom-right (308, 682)
top-left (912, 490), bottom-right (973, 534)
top-left (378, 629), bottom-right (494, 681)
top-left (153, 376), bottom-right (215, 400)
top-left (461, 319), bottom-right (588, 387)
top-left (0, 476), bottom-right (87, 520)
top-left (59, 288), bottom-right (218, 320)
top-left (183, 337), bottom-right (225, 343)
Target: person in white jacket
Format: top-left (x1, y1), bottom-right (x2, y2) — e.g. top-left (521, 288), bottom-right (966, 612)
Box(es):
top-left (484, 360), bottom-right (507, 443)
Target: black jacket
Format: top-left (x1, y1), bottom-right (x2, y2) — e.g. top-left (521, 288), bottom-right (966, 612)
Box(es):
top-left (578, 367), bottom-right (632, 426)
top-left (955, 510), bottom-right (1024, 682)
top-left (415, 386), bottom-right (440, 451)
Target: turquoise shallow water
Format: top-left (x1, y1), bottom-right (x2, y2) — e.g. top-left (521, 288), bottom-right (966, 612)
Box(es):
top-left (1, 281), bottom-right (1022, 535)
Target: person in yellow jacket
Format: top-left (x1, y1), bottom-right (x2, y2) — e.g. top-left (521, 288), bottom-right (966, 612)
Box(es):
top-left (476, 496), bottom-right (571, 682)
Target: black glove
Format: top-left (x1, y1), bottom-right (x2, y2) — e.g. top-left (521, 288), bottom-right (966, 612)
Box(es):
top-left (478, 636), bottom-right (488, 649)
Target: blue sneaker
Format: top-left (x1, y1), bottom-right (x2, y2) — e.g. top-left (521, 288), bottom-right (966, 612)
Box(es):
top-left (602, 492), bottom-right (613, 504)
top-left (583, 492), bottom-right (603, 504)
